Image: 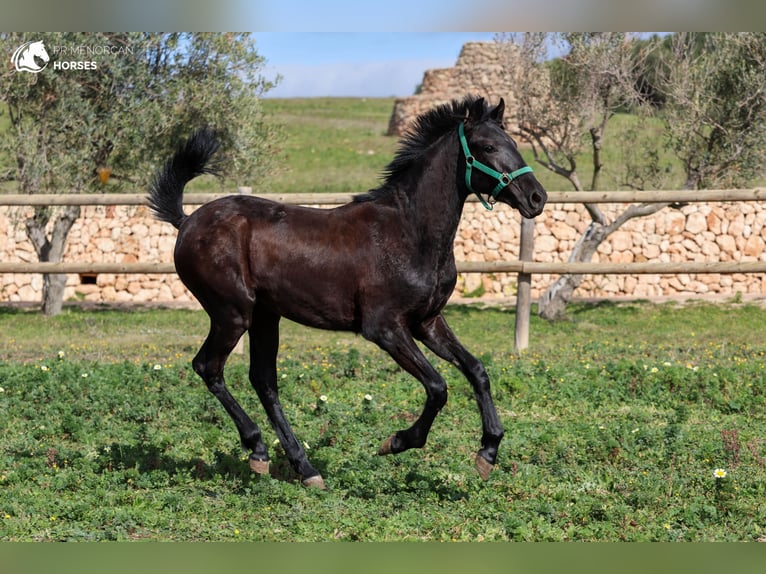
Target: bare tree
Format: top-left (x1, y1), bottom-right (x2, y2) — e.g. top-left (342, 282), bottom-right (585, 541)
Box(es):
top-left (503, 32), bottom-right (766, 320)
top-left (503, 32), bottom-right (665, 320)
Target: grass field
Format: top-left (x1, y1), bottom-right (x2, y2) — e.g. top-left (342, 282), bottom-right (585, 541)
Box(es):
top-left (254, 98), bottom-right (686, 196)
top-left (2, 97), bottom-right (766, 543)
top-left (256, 95), bottom-right (753, 193)
top-left (258, 98), bottom-right (399, 195)
top-left (0, 96), bottom-right (721, 196)
top-left (2, 300), bottom-right (766, 541)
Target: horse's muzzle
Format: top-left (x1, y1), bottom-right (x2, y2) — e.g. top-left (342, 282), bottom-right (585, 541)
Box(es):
top-left (524, 188), bottom-right (547, 218)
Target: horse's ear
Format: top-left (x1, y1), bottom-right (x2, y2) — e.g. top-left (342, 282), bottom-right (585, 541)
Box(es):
top-left (466, 97), bottom-right (486, 123)
top-left (490, 98), bottom-right (505, 123)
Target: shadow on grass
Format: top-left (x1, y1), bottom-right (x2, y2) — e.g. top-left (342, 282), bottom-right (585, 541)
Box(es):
top-left (0, 305), bottom-right (24, 316)
top-left (97, 441), bottom-right (329, 488)
top-left (97, 442), bottom-right (251, 484)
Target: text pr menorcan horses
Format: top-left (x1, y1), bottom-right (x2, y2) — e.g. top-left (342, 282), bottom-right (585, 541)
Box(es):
top-left (148, 96), bottom-right (547, 488)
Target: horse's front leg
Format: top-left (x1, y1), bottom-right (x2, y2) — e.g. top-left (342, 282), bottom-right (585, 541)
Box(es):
top-left (415, 314), bottom-right (504, 480)
top-left (367, 324), bottom-right (448, 457)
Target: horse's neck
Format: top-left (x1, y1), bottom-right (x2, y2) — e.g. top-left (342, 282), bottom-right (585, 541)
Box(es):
top-left (405, 143), bottom-right (465, 249)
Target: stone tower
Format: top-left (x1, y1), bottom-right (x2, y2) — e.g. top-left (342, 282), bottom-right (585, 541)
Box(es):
top-left (386, 42), bottom-right (520, 136)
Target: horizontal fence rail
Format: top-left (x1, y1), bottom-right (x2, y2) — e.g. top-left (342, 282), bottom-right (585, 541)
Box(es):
top-left (0, 193), bottom-right (354, 206)
top-left (0, 188), bottom-right (764, 206)
top-left (0, 262), bottom-right (177, 274)
top-left (458, 260), bottom-right (766, 274)
top-left (4, 261), bottom-right (766, 276)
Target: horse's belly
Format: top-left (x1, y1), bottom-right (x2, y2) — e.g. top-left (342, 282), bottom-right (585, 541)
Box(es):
top-left (254, 259), bottom-right (362, 332)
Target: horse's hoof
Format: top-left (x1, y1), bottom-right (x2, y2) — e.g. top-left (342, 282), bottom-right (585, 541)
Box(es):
top-left (248, 456), bottom-right (270, 475)
top-left (475, 453), bottom-right (494, 481)
top-left (378, 434), bottom-right (396, 455)
top-left (302, 475), bottom-right (326, 490)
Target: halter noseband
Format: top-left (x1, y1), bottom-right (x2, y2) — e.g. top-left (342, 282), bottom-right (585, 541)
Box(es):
top-left (458, 122), bottom-right (533, 211)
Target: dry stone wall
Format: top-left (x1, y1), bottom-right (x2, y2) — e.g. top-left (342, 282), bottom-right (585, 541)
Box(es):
top-left (455, 201), bottom-right (766, 300)
top-left (1, 205), bottom-right (195, 305)
top-left (2, 201), bottom-right (765, 306)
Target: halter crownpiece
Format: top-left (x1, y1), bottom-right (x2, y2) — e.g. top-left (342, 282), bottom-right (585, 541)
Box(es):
top-left (458, 122), bottom-right (533, 211)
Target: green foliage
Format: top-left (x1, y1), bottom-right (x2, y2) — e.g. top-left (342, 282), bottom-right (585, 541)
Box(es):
top-left (509, 32), bottom-right (645, 193)
top-left (0, 32), bottom-right (280, 193)
top-left (509, 32), bottom-right (766, 193)
top-left (657, 32), bottom-right (766, 189)
top-left (0, 32), bottom-right (281, 314)
top-left (2, 301), bottom-right (766, 540)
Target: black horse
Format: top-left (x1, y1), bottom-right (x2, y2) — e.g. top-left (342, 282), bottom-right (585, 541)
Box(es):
top-left (148, 96), bottom-right (547, 489)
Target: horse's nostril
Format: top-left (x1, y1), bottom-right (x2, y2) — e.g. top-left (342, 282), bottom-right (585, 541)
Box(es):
top-left (531, 192), bottom-right (544, 206)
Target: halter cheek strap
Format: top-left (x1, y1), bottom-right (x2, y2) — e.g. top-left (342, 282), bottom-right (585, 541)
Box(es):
top-left (458, 122), bottom-right (533, 211)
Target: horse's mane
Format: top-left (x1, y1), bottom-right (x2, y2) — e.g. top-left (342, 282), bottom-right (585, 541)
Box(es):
top-left (354, 95), bottom-right (488, 203)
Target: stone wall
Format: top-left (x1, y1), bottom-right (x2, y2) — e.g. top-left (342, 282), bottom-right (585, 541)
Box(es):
top-left (0, 205), bottom-right (194, 305)
top-left (2, 200), bottom-right (765, 306)
top-left (387, 42), bottom-right (519, 136)
top-left (455, 201), bottom-right (766, 300)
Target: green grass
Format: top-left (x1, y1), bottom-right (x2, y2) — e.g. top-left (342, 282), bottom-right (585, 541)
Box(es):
top-left (2, 301), bottom-right (766, 541)
top-left (0, 97), bottom-right (753, 196)
top-left (257, 97), bottom-right (399, 195)
top-left (255, 101), bottom-right (692, 195)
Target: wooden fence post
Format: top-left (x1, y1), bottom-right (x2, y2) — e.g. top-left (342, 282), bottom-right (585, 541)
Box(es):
top-left (514, 216), bottom-right (535, 353)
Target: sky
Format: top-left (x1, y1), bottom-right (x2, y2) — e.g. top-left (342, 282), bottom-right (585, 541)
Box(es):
top-left (255, 32), bottom-right (498, 98)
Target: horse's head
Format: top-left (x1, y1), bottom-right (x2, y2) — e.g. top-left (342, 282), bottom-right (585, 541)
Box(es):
top-left (459, 97), bottom-right (547, 218)
top-left (28, 41), bottom-right (48, 58)
top-left (13, 40), bottom-right (50, 73)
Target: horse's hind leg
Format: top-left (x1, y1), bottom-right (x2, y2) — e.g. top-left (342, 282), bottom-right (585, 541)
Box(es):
top-left (192, 314), bottom-right (270, 468)
top-left (416, 314), bottom-right (503, 480)
top-left (248, 307), bottom-right (325, 489)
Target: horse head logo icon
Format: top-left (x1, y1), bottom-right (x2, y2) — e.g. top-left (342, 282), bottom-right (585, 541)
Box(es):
top-left (11, 40), bottom-right (50, 73)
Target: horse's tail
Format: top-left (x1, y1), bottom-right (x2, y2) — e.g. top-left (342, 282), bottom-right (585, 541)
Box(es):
top-left (147, 128), bottom-right (221, 229)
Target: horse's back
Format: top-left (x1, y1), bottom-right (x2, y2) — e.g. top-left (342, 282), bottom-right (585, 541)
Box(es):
top-left (173, 194), bottom-right (393, 330)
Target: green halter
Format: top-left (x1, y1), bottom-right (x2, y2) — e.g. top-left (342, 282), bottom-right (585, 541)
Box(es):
top-left (458, 122), bottom-right (533, 210)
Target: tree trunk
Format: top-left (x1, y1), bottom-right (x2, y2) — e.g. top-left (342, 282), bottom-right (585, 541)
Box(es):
top-left (41, 273), bottom-right (69, 316)
top-left (538, 222), bottom-right (607, 320)
top-left (538, 202), bottom-right (672, 321)
top-left (25, 205), bottom-right (81, 316)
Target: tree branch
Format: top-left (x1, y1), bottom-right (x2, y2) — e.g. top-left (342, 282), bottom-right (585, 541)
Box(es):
top-left (605, 202), bottom-right (671, 236)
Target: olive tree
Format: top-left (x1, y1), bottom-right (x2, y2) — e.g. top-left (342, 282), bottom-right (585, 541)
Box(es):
top-left (0, 32), bottom-right (279, 315)
top-left (503, 32), bottom-right (766, 320)
top-left (658, 33), bottom-right (766, 191)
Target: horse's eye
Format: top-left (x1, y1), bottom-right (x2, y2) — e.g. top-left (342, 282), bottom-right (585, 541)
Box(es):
top-left (483, 145), bottom-right (496, 153)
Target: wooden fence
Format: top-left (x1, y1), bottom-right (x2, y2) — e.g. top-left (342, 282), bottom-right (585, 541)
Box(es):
top-left (2, 257), bottom-right (766, 277)
top-left (3, 189), bottom-right (766, 350)
top-left (2, 188), bottom-right (765, 207)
